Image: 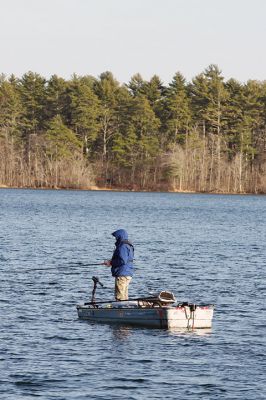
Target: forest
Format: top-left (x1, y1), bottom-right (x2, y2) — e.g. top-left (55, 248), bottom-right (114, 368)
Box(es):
top-left (0, 64), bottom-right (265, 193)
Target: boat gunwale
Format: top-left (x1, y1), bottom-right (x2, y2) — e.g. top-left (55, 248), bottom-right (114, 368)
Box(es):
top-left (76, 304), bottom-right (215, 310)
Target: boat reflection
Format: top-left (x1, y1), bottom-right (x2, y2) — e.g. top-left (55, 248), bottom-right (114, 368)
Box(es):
top-left (168, 328), bottom-right (212, 336)
top-left (110, 324), bottom-right (212, 340)
top-left (111, 325), bottom-right (133, 340)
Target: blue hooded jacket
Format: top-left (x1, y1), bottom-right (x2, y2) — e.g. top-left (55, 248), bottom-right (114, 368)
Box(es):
top-left (110, 229), bottom-right (134, 277)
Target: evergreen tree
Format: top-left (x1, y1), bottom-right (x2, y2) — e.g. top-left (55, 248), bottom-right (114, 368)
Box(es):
top-left (93, 71), bottom-right (120, 158)
top-left (67, 76), bottom-right (100, 155)
top-left (190, 65), bottom-right (228, 134)
top-left (162, 72), bottom-right (191, 144)
top-left (45, 74), bottom-right (68, 123)
top-left (190, 65), bottom-right (228, 189)
top-left (44, 115), bottom-right (82, 160)
top-left (130, 94), bottom-right (161, 160)
top-left (19, 72), bottom-right (47, 136)
top-left (112, 88), bottom-right (138, 170)
top-left (127, 73), bottom-right (146, 97)
top-left (142, 75), bottom-right (165, 113)
top-left (0, 77), bottom-right (22, 141)
top-left (224, 79), bottom-right (245, 155)
top-left (225, 79), bottom-right (262, 159)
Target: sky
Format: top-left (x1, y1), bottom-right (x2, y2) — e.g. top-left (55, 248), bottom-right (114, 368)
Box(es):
top-left (1, 0), bottom-right (266, 85)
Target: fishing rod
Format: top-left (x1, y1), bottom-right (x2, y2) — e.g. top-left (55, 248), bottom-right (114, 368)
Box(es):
top-left (84, 295), bottom-right (167, 306)
top-left (84, 298), bottom-right (213, 308)
top-left (72, 262), bottom-right (105, 266)
top-left (82, 263), bottom-right (105, 266)
top-left (72, 260), bottom-right (137, 267)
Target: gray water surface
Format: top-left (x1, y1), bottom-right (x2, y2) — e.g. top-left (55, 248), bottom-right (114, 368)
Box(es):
top-left (0, 189), bottom-right (265, 399)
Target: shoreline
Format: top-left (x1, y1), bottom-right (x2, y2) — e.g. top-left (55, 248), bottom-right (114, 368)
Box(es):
top-left (0, 184), bottom-right (264, 195)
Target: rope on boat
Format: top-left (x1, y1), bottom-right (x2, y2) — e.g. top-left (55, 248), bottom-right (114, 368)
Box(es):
top-left (184, 304), bottom-right (196, 330)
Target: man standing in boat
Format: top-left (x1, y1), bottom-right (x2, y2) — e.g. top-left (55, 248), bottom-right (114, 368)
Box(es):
top-left (103, 229), bottom-right (134, 301)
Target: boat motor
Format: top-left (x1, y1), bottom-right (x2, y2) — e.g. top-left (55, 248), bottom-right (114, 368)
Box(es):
top-left (91, 276), bottom-right (104, 303)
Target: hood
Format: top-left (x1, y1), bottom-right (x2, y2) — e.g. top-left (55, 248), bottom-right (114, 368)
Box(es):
top-left (112, 229), bottom-right (128, 242)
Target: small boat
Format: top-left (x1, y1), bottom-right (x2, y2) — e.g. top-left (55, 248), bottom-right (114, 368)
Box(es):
top-left (77, 277), bottom-right (214, 330)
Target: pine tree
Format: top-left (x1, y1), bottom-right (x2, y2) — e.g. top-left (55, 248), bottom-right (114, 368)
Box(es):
top-left (45, 74), bottom-right (68, 123)
top-left (162, 72), bottom-right (191, 144)
top-left (0, 77), bottom-right (22, 141)
top-left (111, 87), bottom-right (139, 185)
top-left (44, 115), bottom-right (82, 160)
top-left (93, 72), bottom-right (120, 159)
top-left (19, 72), bottom-right (47, 136)
top-left (67, 76), bottom-right (100, 155)
top-left (142, 75), bottom-right (165, 115)
top-left (190, 65), bottom-right (228, 189)
top-left (127, 73), bottom-right (146, 97)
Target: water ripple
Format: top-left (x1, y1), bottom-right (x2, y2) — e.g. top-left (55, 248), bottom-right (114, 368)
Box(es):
top-left (0, 189), bottom-right (265, 400)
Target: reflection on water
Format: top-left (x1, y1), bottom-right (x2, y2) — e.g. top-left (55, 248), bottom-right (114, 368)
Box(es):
top-left (168, 328), bottom-right (212, 337)
top-left (111, 325), bottom-right (213, 340)
top-left (111, 325), bottom-right (133, 340)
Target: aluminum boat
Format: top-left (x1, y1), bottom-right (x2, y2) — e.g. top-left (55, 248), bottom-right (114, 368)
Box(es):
top-left (77, 286), bottom-right (214, 329)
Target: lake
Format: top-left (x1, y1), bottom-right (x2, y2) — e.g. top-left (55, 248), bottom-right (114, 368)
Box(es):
top-left (0, 189), bottom-right (265, 399)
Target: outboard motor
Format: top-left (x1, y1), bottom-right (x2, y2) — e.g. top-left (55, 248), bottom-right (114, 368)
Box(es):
top-left (91, 276), bottom-right (104, 303)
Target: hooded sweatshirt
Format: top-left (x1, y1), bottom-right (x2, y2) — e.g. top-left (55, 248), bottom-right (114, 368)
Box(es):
top-left (110, 229), bottom-right (134, 277)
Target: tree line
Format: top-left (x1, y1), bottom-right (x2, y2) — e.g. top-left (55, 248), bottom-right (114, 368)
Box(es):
top-left (0, 65), bottom-right (265, 193)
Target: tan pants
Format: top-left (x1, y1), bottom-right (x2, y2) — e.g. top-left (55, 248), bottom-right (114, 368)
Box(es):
top-left (115, 276), bottom-right (132, 300)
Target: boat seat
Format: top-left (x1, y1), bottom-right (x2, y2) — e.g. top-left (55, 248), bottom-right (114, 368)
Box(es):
top-left (139, 291), bottom-right (176, 306)
top-left (157, 291), bottom-right (176, 304)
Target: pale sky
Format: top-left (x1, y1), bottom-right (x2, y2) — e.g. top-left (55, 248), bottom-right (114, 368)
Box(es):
top-left (1, 0), bottom-right (265, 84)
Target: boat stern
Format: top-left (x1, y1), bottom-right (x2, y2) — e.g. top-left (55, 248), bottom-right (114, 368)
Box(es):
top-left (166, 305), bottom-right (214, 329)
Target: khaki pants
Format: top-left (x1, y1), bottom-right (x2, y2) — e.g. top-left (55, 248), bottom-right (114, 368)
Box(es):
top-left (115, 276), bottom-right (132, 300)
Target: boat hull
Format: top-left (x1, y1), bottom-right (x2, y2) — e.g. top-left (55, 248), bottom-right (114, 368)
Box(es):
top-left (76, 305), bottom-right (214, 329)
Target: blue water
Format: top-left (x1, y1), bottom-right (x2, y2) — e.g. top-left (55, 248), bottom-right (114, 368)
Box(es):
top-left (0, 189), bottom-right (265, 399)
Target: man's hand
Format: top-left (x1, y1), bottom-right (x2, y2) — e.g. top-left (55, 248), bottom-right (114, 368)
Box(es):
top-left (103, 260), bottom-right (112, 266)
